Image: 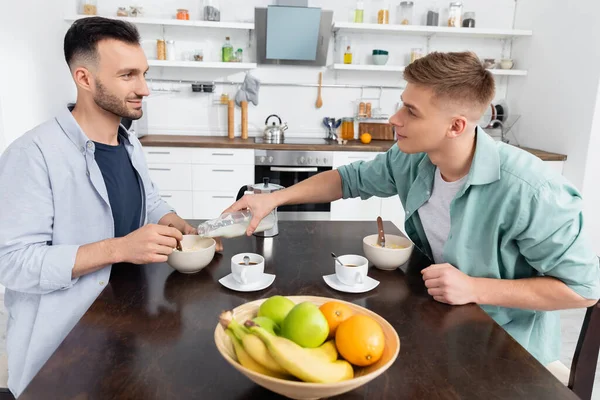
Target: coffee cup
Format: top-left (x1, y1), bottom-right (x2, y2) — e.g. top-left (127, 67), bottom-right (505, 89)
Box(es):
top-left (335, 255), bottom-right (369, 286)
top-left (231, 253), bottom-right (265, 285)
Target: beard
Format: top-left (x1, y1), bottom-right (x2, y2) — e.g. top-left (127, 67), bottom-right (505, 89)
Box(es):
top-left (93, 79), bottom-right (143, 120)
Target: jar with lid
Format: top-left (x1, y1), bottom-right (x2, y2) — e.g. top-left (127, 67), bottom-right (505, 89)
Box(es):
top-left (341, 118), bottom-right (355, 140)
top-left (176, 9), bottom-right (190, 20)
top-left (462, 11), bottom-right (476, 27)
top-left (204, 0), bottom-right (221, 21)
top-left (426, 7), bottom-right (440, 26)
top-left (448, 2), bottom-right (463, 27)
top-left (156, 39), bottom-right (166, 60)
top-left (398, 1), bottom-right (414, 25)
top-left (117, 7), bottom-right (128, 17)
top-left (377, 2), bottom-right (390, 24)
top-left (410, 47), bottom-right (424, 63)
top-left (166, 40), bottom-right (176, 61)
top-left (80, 0), bottom-right (97, 15)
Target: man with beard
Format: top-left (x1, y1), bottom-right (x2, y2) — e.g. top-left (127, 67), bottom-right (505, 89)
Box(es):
top-left (0, 17), bottom-right (221, 396)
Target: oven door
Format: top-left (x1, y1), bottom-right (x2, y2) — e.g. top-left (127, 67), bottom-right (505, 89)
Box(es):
top-left (255, 165), bottom-right (332, 220)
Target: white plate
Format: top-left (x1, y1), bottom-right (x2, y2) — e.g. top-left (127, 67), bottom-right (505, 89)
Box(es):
top-left (219, 273), bottom-right (276, 292)
top-left (323, 274), bottom-right (380, 294)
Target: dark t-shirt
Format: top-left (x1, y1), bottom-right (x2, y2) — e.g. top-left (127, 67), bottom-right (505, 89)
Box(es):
top-left (93, 137), bottom-right (142, 238)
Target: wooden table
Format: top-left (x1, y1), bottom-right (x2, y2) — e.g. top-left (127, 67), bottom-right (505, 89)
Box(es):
top-left (20, 221), bottom-right (576, 399)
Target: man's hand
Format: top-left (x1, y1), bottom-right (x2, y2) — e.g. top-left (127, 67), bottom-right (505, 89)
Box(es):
top-left (116, 224), bottom-right (183, 265)
top-left (421, 263), bottom-right (478, 306)
top-left (182, 222), bottom-right (198, 235)
top-left (223, 193), bottom-right (279, 236)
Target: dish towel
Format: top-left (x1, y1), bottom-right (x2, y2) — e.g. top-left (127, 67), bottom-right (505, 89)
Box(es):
top-left (235, 73), bottom-right (261, 107)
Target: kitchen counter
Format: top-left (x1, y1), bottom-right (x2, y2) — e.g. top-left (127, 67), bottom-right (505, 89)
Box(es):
top-left (139, 135), bottom-right (568, 161)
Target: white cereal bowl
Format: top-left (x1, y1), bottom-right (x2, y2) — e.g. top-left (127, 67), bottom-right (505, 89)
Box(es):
top-left (362, 234), bottom-right (414, 271)
top-left (167, 235), bottom-right (216, 274)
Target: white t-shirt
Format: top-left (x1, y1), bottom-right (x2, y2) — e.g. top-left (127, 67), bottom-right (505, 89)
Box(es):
top-left (417, 168), bottom-right (467, 264)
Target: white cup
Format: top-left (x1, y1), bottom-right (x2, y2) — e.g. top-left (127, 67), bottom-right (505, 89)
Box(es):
top-left (335, 255), bottom-right (369, 286)
top-left (231, 253), bottom-right (265, 285)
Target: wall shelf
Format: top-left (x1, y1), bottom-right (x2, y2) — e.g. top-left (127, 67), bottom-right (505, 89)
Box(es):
top-left (65, 15), bottom-right (254, 30)
top-left (330, 64), bottom-right (527, 76)
top-left (148, 60), bottom-right (257, 70)
top-left (333, 22), bottom-right (532, 39)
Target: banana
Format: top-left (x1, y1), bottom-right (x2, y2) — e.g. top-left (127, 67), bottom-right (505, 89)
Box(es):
top-left (220, 311), bottom-right (289, 375)
top-left (306, 340), bottom-right (338, 362)
top-left (246, 322), bottom-right (354, 384)
top-left (225, 329), bottom-right (289, 379)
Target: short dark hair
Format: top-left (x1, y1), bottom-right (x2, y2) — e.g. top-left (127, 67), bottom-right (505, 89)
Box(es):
top-left (64, 17), bottom-right (141, 68)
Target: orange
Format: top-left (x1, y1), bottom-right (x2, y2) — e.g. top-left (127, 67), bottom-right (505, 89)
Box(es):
top-left (360, 133), bottom-right (372, 144)
top-left (335, 315), bottom-right (385, 367)
top-left (319, 301), bottom-right (355, 339)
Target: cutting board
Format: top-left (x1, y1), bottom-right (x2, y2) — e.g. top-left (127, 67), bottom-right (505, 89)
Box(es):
top-left (359, 122), bottom-right (394, 141)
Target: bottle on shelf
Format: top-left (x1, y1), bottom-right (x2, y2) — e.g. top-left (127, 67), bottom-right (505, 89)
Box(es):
top-left (222, 36), bottom-right (233, 62)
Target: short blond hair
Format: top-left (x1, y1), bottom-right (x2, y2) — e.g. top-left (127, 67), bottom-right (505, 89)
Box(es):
top-left (403, 52), bottom-right (495, 113)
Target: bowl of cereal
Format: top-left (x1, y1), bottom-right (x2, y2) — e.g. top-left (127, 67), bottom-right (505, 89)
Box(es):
top-left (362, 234), bottom-right (413, 271)
top-left (167, 235), bottom-right (216, 273)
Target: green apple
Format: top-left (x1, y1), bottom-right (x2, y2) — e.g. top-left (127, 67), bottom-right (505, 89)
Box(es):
top-left (280, 302), bottom-right (329, 348)
top-left (252, 316), bottom-right (279, 336)
top-left (257, 295), bottom-right (295, 327)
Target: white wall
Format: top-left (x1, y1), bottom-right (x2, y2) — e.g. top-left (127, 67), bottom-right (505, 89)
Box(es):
top-left (583, 85), bottom-right (600, 254)
top-left (0, 0), bottom-right (75, 148)
top-left (509, 0), bottom-right (600, 190)
top-left (0, 96), bottom-right (5, 154)
top-left (509, 0), bottom-right (600, 254)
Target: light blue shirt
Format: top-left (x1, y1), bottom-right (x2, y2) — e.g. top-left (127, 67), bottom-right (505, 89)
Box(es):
top-left (0, 107), bottom-right (174, 396)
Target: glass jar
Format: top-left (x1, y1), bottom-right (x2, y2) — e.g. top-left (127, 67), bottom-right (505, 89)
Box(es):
top-left (448, 2), bottom-right (463, 27)
top-left (235, 48), bottom-right (243, 62)
top-left (462, 11), bottom-right (476, 27)
top-left (117, 7), bottom-right (128, 17)
top-left (166, 40), bottom-right (176, 61)
top-left (398, 1), bottom-right (414, 25)
top-left (426, 7), bottom-right (440, 26)
top-left (341, 118), bottom-right (355, 140)
top-left (377, 2), bottom-right (390, 24)
top-left (354, 1), bottom-right (365, 23)
top-left (80, 0), bottom-right (97, 15)
top-left (193, 49), bottom-right (204, 62)
top-left (156, 39), bottom-right (166, 61)
top-left (176, 9), bottom-right (190, 20)
top-left (410, 47), bottom-right (424, 63)
top-left (204, 0), bottom-right (221, 21)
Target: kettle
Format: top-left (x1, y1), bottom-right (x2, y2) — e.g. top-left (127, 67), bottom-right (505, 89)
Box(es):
top-left (263, 114), bottom-right (288, 143)
top-left (235, 177), bottom-right (285, 237)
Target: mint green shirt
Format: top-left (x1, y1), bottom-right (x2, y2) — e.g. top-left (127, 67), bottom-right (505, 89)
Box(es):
top-left (337, 129), bottom-right (600, 364)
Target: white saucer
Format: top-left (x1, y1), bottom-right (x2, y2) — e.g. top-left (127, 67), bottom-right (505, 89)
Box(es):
top-left (323, 274), bottom-right (380, 294)
top-left (219, 273), bottom-right (276, 292)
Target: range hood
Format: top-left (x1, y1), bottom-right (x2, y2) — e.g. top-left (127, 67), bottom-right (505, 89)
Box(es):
top-left (255, 5), bottom-right (333, 67)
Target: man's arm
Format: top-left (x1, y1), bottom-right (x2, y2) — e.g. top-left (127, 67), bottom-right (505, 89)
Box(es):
top-left (225, 148), bottom-right (403, 235)
top-left (473, 276), bottom-right (597, 310)
top-left (423, 178), bottom-right (600, 311)
top-left (422, 264), bottom-right (596, 310)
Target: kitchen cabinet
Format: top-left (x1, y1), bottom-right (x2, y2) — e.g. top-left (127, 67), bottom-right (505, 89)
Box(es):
top-left (144, 147), bottom-right (254, 220)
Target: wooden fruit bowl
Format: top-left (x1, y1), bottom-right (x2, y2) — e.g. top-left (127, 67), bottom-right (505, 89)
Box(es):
top-left (214, 296), bottom-right (400, 400)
